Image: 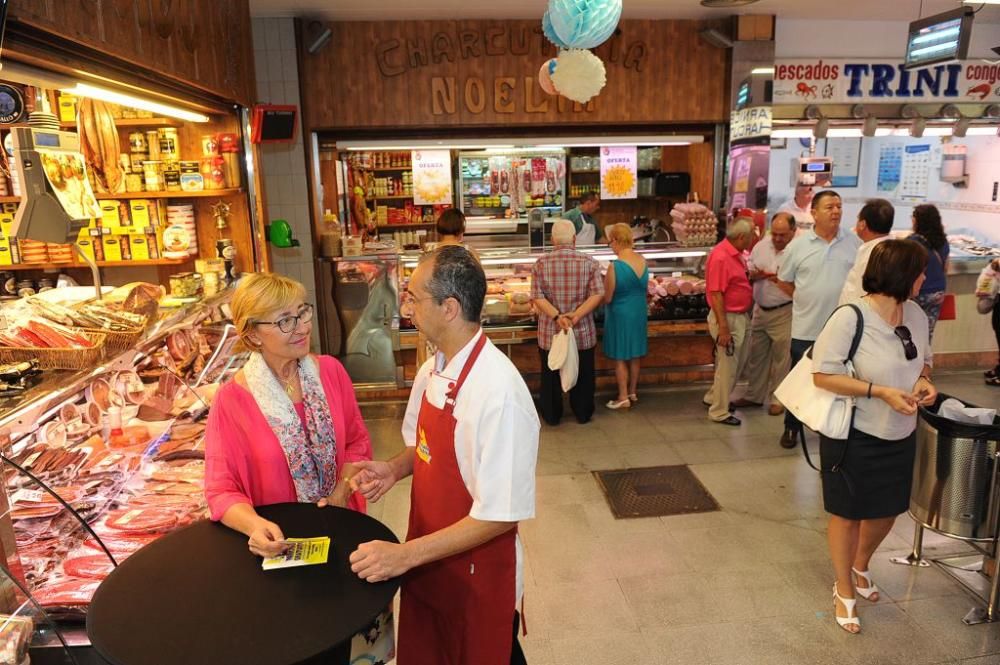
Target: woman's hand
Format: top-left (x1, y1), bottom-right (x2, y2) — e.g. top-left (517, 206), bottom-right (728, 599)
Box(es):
top-left (317, 462), bottom-right (360, 508)
top-left (913, 376), bottom-right (937, 407)
top-left (348, 460), bottom-right (397, 503)
top-left (248, 518), bottom-right (287, 558)
top-left (875, 385), bottom-right (919, 416)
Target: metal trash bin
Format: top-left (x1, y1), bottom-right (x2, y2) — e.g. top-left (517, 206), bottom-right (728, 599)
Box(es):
top-left (909, 393), bottom-right (1000, 542)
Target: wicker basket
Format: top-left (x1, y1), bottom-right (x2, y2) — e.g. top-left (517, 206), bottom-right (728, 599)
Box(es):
top-left (0, 332), bottom-right (107, 370)
top-left (80, 323), bottom-right (146, 359)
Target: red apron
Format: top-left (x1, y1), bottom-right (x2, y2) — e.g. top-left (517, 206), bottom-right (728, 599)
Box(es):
top-left (398, 334), bottom-right (518, 665)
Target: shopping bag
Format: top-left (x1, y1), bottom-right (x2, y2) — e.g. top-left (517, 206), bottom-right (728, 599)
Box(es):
top-left (938, 293), bottom-right (956, 321)
top-left (560, 328), bottom-right (579, 392)
top-left (548, 330), bottom-right (568, 370)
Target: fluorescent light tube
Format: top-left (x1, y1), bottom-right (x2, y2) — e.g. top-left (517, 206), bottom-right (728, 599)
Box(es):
top-left (751, 67), bottom-right (775, 75)
top-left (771, 129), bottom-right (813, 138)
top-left (64, 83), bottom-right (210, 122)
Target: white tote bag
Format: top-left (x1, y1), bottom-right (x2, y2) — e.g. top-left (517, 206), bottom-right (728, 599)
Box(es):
top-left (559, 328), bottom-right (579, 392)
top-left (774, 304), bottom-right (863, 440)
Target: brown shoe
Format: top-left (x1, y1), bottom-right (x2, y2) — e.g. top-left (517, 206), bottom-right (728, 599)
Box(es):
top-left (768, 404), bottom-right (785, 416)
top-left (731, 398), bottom-right (763, 408)
top-left (779, 428), bottom-right (798, 449)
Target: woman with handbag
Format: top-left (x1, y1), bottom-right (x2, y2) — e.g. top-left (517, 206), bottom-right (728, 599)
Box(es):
top-left (907, 204), bottom-right (949, 342)
top-left (810, 240), bottom-right (937, 634)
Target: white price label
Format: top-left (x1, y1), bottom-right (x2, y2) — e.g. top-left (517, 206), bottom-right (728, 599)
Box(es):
top-left (11, 489), bottom-right (46, 504)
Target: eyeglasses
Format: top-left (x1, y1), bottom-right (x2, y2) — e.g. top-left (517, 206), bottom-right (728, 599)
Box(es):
top-left (255, 304), bottom-right (314, 334)
top-left (400, 291), bottom-right (438, 317)
top-left (894, 325), bottom-right (918, 361)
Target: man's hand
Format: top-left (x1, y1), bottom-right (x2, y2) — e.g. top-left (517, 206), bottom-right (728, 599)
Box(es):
top-left (750, 270), bottom-right (775, 282)
top-left (348, 460), bottom-right (397, 503)
top-left (715, 331), bottom-right (733, 349)
top-left (350, 540), bottom-right (413, 583)
top-left (248, 518), bottom-right (288, 557)
top-left (556, 314), bottom-right (573, 331)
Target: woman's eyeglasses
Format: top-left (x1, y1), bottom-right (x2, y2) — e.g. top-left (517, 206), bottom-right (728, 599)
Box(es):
top-left (894, 325), bottom-right (918, 361)
top-left (255, 304), bottom-right (314, 334)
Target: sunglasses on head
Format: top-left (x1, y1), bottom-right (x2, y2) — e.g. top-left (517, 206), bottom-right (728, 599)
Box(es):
top-left (893, 325), bottom-right (918, 361)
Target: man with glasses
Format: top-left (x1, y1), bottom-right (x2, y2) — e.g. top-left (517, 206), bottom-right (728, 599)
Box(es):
top-left (704, 218), bottom-right (755, 426)
top-left (733, 212), bottom-right (796, 417)
top-left (347, 245), bottom-right (539, 665)
top-left (778, 182), bottom-right (816, 233)
top-left (775, 190), bottom-right (862, 449)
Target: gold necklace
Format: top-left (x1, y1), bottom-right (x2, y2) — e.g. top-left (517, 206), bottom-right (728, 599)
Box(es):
top-left (274, 364), bottom-right (299, 397)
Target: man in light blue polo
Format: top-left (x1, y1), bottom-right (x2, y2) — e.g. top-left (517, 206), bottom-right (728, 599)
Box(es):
top-left (774, 190), bottom-right (861, 449)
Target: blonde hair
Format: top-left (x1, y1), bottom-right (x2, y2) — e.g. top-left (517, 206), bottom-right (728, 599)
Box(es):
top-left (230, 273), bottom-right (307, 349)
top-left (607, 223), bottom-right (633, 248)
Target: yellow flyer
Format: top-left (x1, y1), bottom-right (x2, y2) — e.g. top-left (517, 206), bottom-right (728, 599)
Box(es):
top-left (261, 537), bottom-right (330, 571)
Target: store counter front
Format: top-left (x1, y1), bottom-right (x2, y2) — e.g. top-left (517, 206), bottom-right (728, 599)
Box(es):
top-left (935, 256), bottom-right (998, 369)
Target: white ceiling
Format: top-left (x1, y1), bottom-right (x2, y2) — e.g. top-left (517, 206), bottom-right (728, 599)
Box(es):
top-left (249, 0), bottom-right (1000, 23)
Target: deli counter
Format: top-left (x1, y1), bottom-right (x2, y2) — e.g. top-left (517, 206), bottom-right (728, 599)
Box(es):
top-left (316, 243), bottom-right (718, 397)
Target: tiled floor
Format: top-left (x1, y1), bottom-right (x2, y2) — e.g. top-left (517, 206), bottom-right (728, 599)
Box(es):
top-left (363, 370), bottom-right (1000, 665)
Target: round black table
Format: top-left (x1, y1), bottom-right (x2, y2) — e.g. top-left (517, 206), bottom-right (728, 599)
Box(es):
top-left (86, 503), bottom-right (399, 665)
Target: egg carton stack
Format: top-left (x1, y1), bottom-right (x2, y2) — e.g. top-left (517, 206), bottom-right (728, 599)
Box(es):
top-left (669, 201), bottom-right (718, 248)
top-left (166, 205), bottom-right (198, 256)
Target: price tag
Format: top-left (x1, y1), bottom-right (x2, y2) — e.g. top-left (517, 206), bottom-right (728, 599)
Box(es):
top-left (11, 489), bottom-right (46, 504)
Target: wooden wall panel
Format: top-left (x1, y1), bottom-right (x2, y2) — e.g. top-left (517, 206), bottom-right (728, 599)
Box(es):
top-left (8, 0), bottom-right (255, 105)
top-left (301, 19), bottom-right (731, 131)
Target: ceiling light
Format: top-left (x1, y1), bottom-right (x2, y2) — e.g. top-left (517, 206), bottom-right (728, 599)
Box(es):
top-left (910, 118), bottom-right (927, 137)
top-left (338, 136), bottom-right (704, 151)
top-left (953, 117), bottom-right (971, 137)
top-left (984, 104), bottom-right (1000, 119)
top-left (62, 83), bottom-right (210, 122)
top-left (962, 1), bottom-right (1000, 4)
top-left (771, 129), bottom-right (813, 138)
top-left (966, 127), bottom-right (1000, 135)
top-left (751, 67), bottom-right (774, 75)
top-left (700, 0), bottom-right (761, 6)
top-left (863, 116), bottom-right (879, 137)
top-left (826, 128), bottom-right (863, 138)
top-left (921, 126), bottom-right (953, 136)
top-left (900, 104), bottom-right (920, 119)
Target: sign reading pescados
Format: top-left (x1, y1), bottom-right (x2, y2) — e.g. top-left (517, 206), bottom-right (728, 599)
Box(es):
top-left (774, 59), bottom-right (1000, 104)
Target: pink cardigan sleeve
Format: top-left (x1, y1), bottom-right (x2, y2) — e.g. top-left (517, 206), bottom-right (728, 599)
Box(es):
top-left (204, 384), bottom-right (253, 521)
top-left (320, 356), bottom-right (373, 513)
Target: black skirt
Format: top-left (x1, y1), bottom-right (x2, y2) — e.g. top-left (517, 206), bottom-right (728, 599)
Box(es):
top-left (819, 428), bottom-right (917, 520)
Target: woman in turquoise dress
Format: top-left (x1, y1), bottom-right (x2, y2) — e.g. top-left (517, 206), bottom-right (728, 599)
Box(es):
top-left (603, 223), bottom-right (649, 410)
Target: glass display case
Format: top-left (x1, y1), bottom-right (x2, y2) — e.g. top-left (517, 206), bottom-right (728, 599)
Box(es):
top-left (0, 293), bottom-right (240, 662)
top-left (458, 150), bottom-right (566, 235)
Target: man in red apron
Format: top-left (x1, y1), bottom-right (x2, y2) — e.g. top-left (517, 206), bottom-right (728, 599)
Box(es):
top-left (349, 245), bottom-right (540, 665)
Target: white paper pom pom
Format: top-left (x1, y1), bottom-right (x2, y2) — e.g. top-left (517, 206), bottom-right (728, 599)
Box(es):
top-left (549, 48), bottom-right (606, 104)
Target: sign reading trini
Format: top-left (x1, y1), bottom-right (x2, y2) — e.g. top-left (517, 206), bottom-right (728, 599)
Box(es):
top-left (774, 59), bottom-right (1000, 104)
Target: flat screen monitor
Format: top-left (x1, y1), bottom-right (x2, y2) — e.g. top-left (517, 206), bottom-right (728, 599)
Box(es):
top-left (904, 6), bottom-right (974, 70)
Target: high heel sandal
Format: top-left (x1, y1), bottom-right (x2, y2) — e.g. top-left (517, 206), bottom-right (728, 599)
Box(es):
top-left (852, 567), bottom-right (880, 602)
top-left (628, 393), bottom-right (638, 403)
top-left (605, 398), bottom-right (631, 410)
top-left (833, 582), bottom-right (860, 634)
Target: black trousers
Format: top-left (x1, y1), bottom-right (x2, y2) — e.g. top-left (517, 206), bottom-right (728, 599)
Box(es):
top-left (511, 610), bottom-right (527, 665)
top-left (538, 346), bottom-right (596, 425)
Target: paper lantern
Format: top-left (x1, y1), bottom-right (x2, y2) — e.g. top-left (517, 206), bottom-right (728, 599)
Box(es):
top-left (547, 0), bottom-right (622, 50)
top-left (538, 59), bottom-right (559, 95)
top-left (549, 49), bottom-right (606, 104)
top-left (542, 10), bottom-right (569, 49)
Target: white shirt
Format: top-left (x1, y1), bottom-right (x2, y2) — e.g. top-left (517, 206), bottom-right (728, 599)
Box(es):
top-left (839, 235), bottom-right (890, 306)
top-left (812, 299), bottom-right (931, 440)
top-left (748, 237), bottom-right (791, 309)
top-left (402, 329), bottom-right (540, 604)
top-left (778, 199), bottom-right (815, 232)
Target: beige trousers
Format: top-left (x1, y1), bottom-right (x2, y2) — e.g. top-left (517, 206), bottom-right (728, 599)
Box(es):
top-left (704, 311), bottom-right (751, 422)
top-left (741, 304), bottom-right (793, 404)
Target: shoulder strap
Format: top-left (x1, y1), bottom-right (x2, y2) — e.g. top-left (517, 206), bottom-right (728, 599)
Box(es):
top-left (844, 303), bottom-right (864, 364)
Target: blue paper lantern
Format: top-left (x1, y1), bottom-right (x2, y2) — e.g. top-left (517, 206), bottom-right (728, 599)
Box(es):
top-left (547, 0), bottom-right (622, 50)
top-left (542, 10), bottom-right (569, 49)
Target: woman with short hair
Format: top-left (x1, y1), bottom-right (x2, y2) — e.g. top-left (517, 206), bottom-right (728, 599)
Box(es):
top-left (811, 239), bottom-right (937, 634)
top-left (908, 203), bottom-right (950, 341)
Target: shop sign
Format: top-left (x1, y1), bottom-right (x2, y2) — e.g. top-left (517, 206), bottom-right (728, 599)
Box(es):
top-left (411, 150), bottom-right (453, 205)
top-left (729, 106), bottom-right (771, 144)
top-left (600, 146), bottom-right (637, 200)
top-left (774, 59), bottom-right (1000, 104)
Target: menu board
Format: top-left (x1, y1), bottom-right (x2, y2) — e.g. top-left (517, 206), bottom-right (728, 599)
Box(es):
top-left (825, 138), bottom-right (861, 189)
top-left (900, 144), bottom-right (932, 201)
top-left (876, 144), bottom-right (903, 193)
top-left (600, 146), bottom-right (637, 200)
top-left (411, 150), bottom-right (453, 205)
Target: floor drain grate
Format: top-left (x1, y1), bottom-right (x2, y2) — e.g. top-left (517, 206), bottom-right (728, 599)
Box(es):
top-left (593, 465), bottom-right (720, 519)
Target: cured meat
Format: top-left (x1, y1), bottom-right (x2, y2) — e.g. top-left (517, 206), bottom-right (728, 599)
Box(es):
top-left (32, 578), bottom-right (101, 607)
top-left (128, 493), bottom-right (197, 508)
top-left (104, 507), bottom-right (178, 533)
top-left (77, 98), bottom-right (124, 194)
top-left (62, 555), bottom-right (115, 580)
top-left (11, 505), bottom-right (62, 520)
top-left (83, 533), bottom-right (156, 556)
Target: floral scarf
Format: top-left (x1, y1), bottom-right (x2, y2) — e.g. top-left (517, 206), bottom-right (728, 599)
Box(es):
top-left (243, 353), bottom-right (337, 502)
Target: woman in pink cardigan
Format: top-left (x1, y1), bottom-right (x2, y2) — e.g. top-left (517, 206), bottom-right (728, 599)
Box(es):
top-left (204, 272), bottom-right (372, 556)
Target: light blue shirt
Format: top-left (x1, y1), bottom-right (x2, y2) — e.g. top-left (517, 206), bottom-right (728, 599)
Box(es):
top-left (778, 226), bottom-right (862, 341)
